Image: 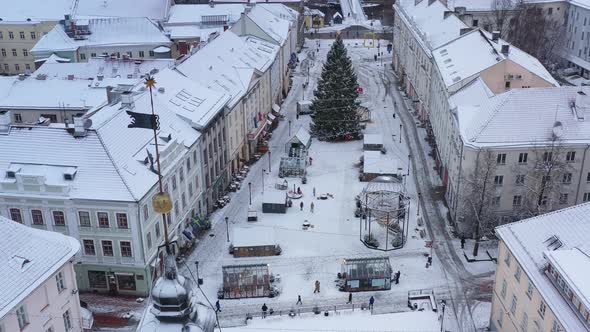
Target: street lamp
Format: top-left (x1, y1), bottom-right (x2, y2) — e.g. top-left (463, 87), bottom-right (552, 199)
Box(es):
top-left (268, 150), bottom-right (272, 172)
top-left (225, 216), bottom-right (229, 242)
top-left (248, 182), bottom-right (252, 205)
top-left (195, 261), bottom-right (201, 287)
top-left (407, 154), bottom-right (411, 176)
top-left (399, 124), bottom-right (402, 143)
top-left (288, 120), bottom-right (292, 136)
top-left (262, 169), bottom-right (266, 193)
top-left (417, 192), bottom-right (422, 216)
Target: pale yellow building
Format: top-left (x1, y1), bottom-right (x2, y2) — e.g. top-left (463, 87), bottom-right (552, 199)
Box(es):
top-left (491, 203), bottom-right (590, 331)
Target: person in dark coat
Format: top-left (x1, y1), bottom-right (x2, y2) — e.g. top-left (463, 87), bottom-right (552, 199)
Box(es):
top-left (215, 300), bottom-right (221, 312)
top-left (297, 295), bottom-right (302, 305)
top-left (314, 280), bottom-right (320, 293)
top-left (346, 292), bottom-right (352, 304)
top-left (262, 303), bottom-right (268, 318)
top-left (460, 237), bottom-right (466, 249)
top-left (300, 201), bottom-right (304, 211)
top-left (369, 296), bottom-right (375, 309)
top-left (395, 271), bottom-right (401, 284)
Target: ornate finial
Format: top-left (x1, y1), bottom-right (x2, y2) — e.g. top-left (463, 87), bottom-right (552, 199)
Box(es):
top-left (144, 75), bottom-right (157, 88)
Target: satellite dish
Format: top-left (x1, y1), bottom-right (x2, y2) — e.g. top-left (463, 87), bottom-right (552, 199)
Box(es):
top-left (83, 119), bottom-right (93, 129)
top-left (552, 121), bottom-right (563, 138)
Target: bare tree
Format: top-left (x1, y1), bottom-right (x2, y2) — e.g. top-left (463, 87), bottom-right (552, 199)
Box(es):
top-left (459, 150), bottom-right (499, 256)
top-left (505, 1), bottom-right (566, 67)
top-left (489, 0), bottom-right (515, 36)
top-left (516, 138), bottom-right (572, 218)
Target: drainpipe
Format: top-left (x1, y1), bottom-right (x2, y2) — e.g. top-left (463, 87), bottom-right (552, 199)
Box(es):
top-left (135, 201), bottom-right (151, 295)
top-left (574, 144), bottom-right (590, 203)
top-left (453, 139), bottom-right (465, 221)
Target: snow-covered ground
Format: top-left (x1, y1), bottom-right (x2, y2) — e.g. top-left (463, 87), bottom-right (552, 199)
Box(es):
top-left (226, 310), bottom-right (440, 332)
top-left (177, 38), bottom-right (495, 331)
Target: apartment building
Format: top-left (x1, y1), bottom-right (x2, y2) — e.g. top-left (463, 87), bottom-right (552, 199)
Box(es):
top-left (30, 16), bottom-right (172, 68)
top-left (491, 203), bottom-right (590, 331)
top-left (564, 0), bottom-right (590, 77)
top-left (0, 87), bottom-right (207, 296)
top-left (0, 216), bottom-right (89, 332)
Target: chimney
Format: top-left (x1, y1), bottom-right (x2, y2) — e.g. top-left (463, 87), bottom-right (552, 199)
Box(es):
top-left (209, 0), bottom-right (214, 7)
top-left (501, 44), bottom-right (510, 55)
top-left (455, 6), bottom-right (466, 15)
top-left (120, 91), bottom-right (134, 108)
top-left (73, 117), bottom-right (88, 137)
top-left (106, 86), bottom-right (120, 105)
top-left (67, 74), bottom-right (75, 80)
top-left (492, 30), bottom-right (500, 42)
top-left (444, 11), bottom-right (453, 19)
top-left (460, 27), bottom-right (473, 35)
top-left (0, 111), bottom-right (11, 134)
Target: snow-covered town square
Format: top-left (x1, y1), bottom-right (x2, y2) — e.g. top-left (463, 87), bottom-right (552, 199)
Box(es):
top-left (2, 0), bottom-right (590, 332)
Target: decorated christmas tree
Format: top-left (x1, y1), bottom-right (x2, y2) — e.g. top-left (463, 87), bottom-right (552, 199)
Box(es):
top-left (310, 35), bottom-right (362, 141)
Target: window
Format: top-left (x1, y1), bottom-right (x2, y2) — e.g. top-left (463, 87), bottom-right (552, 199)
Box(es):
top-left (155, 222), bottom-right (161, 239)
top-left (494, 175), bottom-right (504, 186)
top-left (174, 200), bottom-right (180, 217)
top-left (501, 279), bottom-right (507, 298)
top-left (542, 175), bottom-right (551, 185)
top-left (149, 50), bottom-right (155, 57)
top-left (562, 172), bottom-right (572, 184)
top-left (147, 232), bottom-right (152, 249)
top-left (497, 309), bottom-right (504, 327)
top-left (505, 251), bottom-right (512, 266)
top-left (515, 266), bottom-right (522, 281)
top-left (3, 64), bottom-right (7, 72)
top-left (88, 270), bottom-right (107, 288)
top-left (527, 282), bottom-right (534, 299)
top-left (22, 49), bottom-right (28, 57)
top-left (16, 305), bottom-right (28, 329)
top-left (548, 7), bottom-right (553, 15)
top-left (14, 64), bottom-right (19, 71)
top-left (540, 195), bottom-right (548, 206)
top-left (97, 212), bottom-right (109, 227)
top-left (53, 211), bottom-right (66, 226)
top-left (496, 153), bottom-right (506, 165)
top-left (116, 213), bottom-right (129, 229)
top-left (587, 172), bottom-right (590, 182)
top-left (510, 295), bottom-right (517, 314)
top-left (505, 81), bottom-right (511, 89)
top-left (584, 192), bottom-right (590, 202)
top-left (127, 51), bottom-right (132, 57)
top-left (143, 205), bottom-right (149, 221)
top-left (188, 183), bottom-right (193, 197)
top-left (0, 31), bottom-right (2, 39)
top-left (186, 158), bottom-right (191, 171)
top-left (203, 149), bottom-right (208, 164)
top-left (559, 193), bottom-right (568, 204)
top-left (12, 49), bottom-right (17, 56)
top-left (551, 320), bottom-right (560, 332)
top-left (543, 151), bottom-right (553, 162)
top-left (181, 193), bottom-right (187, 209)
top-left (15, 113), bottom-right (22, 122)
top-left (0, 49), bottom-right (5, 57)
top-left (83, 239), bottom-right (96, 255)
top-left (539, 301), bottom-right (546, 318)
top-left (179, 167), bottom-right (184, 182)
top-left (63, 309), bottom-right (72, 331)
top-left (78, 211), bottom-right (91, 227)
top-left (90, 52), bottom-right (96, 57)
top-left (31, 209), bottom-right (44, 225)
top-left (46, 327), bottom-right (54, 332)
top-left (521, 312), bottom-right (529, 332)
top-left (80, 53), bottom-right (86, 60)
top-left (30, 31), bottom-right (36, 39)
top-left (195, 175), bottom-right (199, 191)
top-left (515, 174), bottom-right (525, 185)
top-left (513, 195), bottom-right (522, 207)
top-left (101, 240), bottom-right (114, 256)
top-left (120, 241), bottom-right (133, 257)
top-left (193, 149), bottom-right (198, 164)
top-left (8, 31), bottom-right (14, 39)
top-left (492, 196), bottom-right (501, 207)
top-left (10, 208), bottom-right (23, 223)
top-left (19, 31), bottom-right (25, 39)
top-left (472, 19), bottom-right (479, 26)
top-left (56, 271), bottom-right (66, 292)
top-left (25, 64), bottom-right (30, 71)
top-left (566, 151), bottom-right (575, 162)
top-left (171, 175), bottom-right (177, 190)
top-left (139, 50), bottom-right (145, 57)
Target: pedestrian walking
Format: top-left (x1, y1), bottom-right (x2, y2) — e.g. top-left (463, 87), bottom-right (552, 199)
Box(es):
top-left (395, 271), bottom-right (401, 285)
top-left (309, 157), bottom-right (313, 165)
top-left (369, 296), bottom-right (375, 310)
top-left (262, 303), bottom-right (268, 318)
top-left (300, 201), bottom-right (304, 211)
top-left (393, 113), bottom-right (396, 119)
top-left (313, 187), bottom-right (316, 197)
top-left (346, 292), bottom-right (352, 304)
top-left (310, 202), bottom-right (315, 213)
top-left (215, 300), bottom-right (221, 313)
top-left (460, 237), bottom-right (465, 249)
top-left (296, 112), bottom-right (300, 120)
top-left (297, 295), bottom-right (302, 305)
top-left (314, 280), bottom-right (321, 293)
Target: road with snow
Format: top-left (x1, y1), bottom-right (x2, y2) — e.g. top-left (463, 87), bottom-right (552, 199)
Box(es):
top-left (179, 38), bottom-right (494, 331)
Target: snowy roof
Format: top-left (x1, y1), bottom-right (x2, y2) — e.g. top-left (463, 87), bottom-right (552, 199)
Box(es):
top-left (0, 78), bottom-right (106, 110)
top-left (0, 216), bottom-right (80, 320)
top-left (258, 3), bottom-right (300, 22)
top-left (363, 134), bottom-right (383, 146)
top-left (34, 57), bottom-right (174, 80)
top-left (291, 126), bottom-right (311, 147)
top-left (448, 0), bottom-right (564, 12)
top-left (166, 4), bottom-right (246, 25)
top-left (176, 31), bottom-right (255, 108)
top-left (0, 77), bottom-right (18, 101)
top-left (495, 203), bottom-right (590, 332)
top-left (242, 36), bottom-right (280, 72)
top-left (165, 26), bottom-right (223, 40)
top-left (304, 7), bottom-right (325, 17)
top-left (232, 227), bottom-right (276, 247)
top-left (396, 0), bottom-right (467, 51)
top-left (456, 86), bottom-right (590, 147)
top-left (546, 248), bottom-right (590, 314)
top-left (73, 0), bottom-right (172, 21)
top-left (153, 68), bottom-right (230, 130)
top-left (262, 190), bottom-right (287, 204)
top-left (31, 17), bottom-right (171, 54)
top-left (245, 5), bottom-right (291, 46)
top-left (363, 151), bottom-right (397, 175)
top-left (0, 0), bottom-right (74, 22)
top-left (571, 0), bottom-right (590, 10)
